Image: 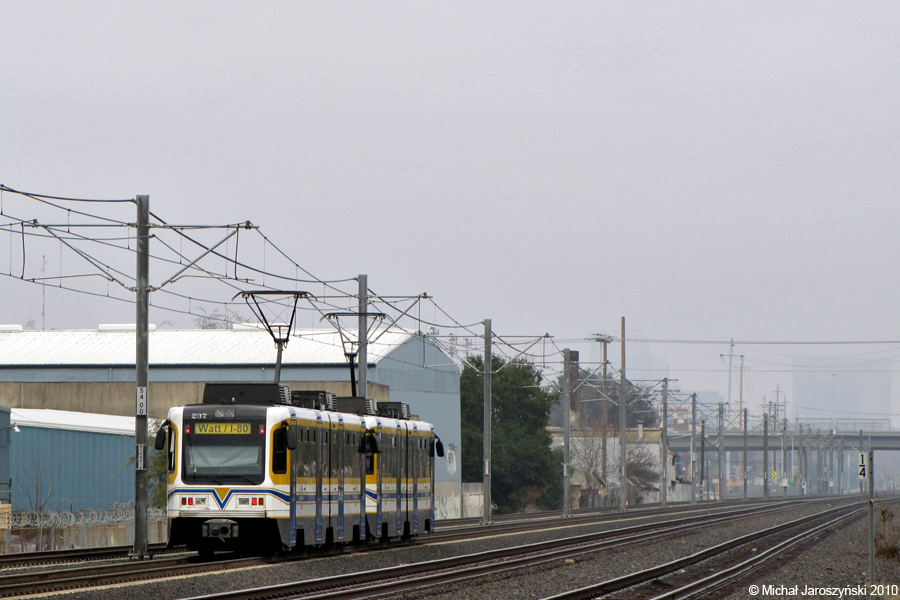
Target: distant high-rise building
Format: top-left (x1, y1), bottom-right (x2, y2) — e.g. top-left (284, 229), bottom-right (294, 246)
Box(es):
top-left (792, 356), bottom-right (892, 430)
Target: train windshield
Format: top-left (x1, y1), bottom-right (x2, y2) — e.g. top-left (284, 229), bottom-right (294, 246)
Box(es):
top-left (182, 421), bottom-right (266, 484)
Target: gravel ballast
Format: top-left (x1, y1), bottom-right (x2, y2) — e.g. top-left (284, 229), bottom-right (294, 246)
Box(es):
top-left (49, 499), bottom-right (877, 600)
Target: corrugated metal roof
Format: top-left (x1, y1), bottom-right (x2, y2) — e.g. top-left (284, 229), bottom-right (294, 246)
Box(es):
top-left (0, 327), bottom-right (414, 367)
top-left (10, 408), bottom-right (135, 435)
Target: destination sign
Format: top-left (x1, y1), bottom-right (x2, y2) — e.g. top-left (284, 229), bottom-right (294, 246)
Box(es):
top-left (195, 422), bottom-right (251, 435)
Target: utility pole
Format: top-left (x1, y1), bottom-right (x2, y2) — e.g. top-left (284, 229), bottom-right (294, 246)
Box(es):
top-left (691, 393), bottom-right (697, 504)
top-left (358, 274), bottom-right (368, 399)
top-left (619, 317), bottom-right (627, 511)
top-left (661, 378), bottom-right (668, 509)
top-left (829, 442), bottom-right (834, 496)
top-left (782, 418), bottom-right (787, 497)
top-left (132, 195), bottom-right (149, 559)
top-left (562, 348), bottom-right (572, 517)
top-left (867, 449), bottom-right (874, 592)
top-left (600, 337), bottom-right (609, 493)
top-left (723, 339), bottom-right (735, 411)
top-left (590, 334), bottom-right (612, 492)
top-left (738, 356), bottom-right (744, 489)
top-left (700, 419), bottom-right (706, 501)
top-left (763, 413), bottom-right (769, 499)
top-left (482, 319), bottom-right (492, 525)
top-left (718, 403), bottom-right (724, 501)
top-left (837, 439), bottom-right (843, 495)
top-left (773, 384), bottom-right (784, 426)
top-left (743, 408), bottom-right (748, 500)
top-left (721, 341), bottom-right (735, 498)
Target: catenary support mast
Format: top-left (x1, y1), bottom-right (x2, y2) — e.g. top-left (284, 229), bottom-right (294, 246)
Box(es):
top-left (619, 317), bottom-right (627, 511)
top-left (358, 274), bottom-right (368, 399)
top-left (482, 319), bottom-right (492, 524)
top-left (133, 195), bottom-right (150, 559)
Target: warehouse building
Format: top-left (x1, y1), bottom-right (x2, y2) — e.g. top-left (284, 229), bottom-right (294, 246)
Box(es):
top-left (7, 408), bottom-right (135, 512)
top-left (0, 407), bottom-right (11, 505)
top-left (0, 326), bottom-right (461, 484)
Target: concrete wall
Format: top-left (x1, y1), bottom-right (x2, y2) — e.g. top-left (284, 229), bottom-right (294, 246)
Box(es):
top-left (434, 481), bottom-right (483, 519)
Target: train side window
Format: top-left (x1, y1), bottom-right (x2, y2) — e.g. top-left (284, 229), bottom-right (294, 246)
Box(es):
top-left (167, 425), bottom-right (176, 472)
top-left (273, 427), bottom-right (287, 474)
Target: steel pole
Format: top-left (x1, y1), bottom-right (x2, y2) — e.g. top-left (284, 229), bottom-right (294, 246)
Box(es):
top-left (691, 393), bottom-right (697, 504)
top-left (562, 349), bottom-right (572, 517)
top-left (132, 195), bottom-right (149, 559)
top-left (763, 414), bottom-right (769, 499)
top-left (358, 274), bottom-right (367, 399)
top-left (661, 378), bottom-right (668, 509)
top-left (868, 449), bottom-right (874, 593)
top-left (743, 408), bottom-right (748, 499)
top-left (718, 403), bottom-right (724, 501)
top-left (601, 340), bottom-right (608, 492)
top-left (619, 317), bottom-right (627, 510)
top-left (482, 319), bottom-right (492, 524)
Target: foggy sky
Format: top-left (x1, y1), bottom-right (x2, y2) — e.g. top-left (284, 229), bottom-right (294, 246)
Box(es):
top-left (2, 2), bottom-right (899, 417)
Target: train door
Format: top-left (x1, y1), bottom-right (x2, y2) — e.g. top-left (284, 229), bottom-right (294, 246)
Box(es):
top-left (315, 412), bottom-right (324, 542)
top-left (300, 421), bottom-right (318, 547)
top-left (336, 416), bottom-right (344, 540)
top-left (358, 417), bottom-right (368, 541)
top-left (323, 413), bottom-right (337, 543)
top-left (374, 418), bottom-right (383, 538)
top-left (412, 424), bottom-right (419, 533)
top-left (373, 420), bottom-right (382, 538)
top-left (398, 420), bottom-right (409, 536)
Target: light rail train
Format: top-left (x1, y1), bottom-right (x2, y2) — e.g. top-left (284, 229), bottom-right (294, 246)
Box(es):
top-left (155, 383), bottom-right (444, 554)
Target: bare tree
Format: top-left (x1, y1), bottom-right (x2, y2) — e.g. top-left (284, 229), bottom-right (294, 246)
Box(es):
top-left (20, 455), bottom-right (58, 512)
top-left (570, 420), bottom-right (661, 507)
top-left (192, 306), bottom-right (246, 329)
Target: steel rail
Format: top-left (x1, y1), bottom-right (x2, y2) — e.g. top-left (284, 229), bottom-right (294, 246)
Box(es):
top-left (542, 501), bottom-right (868, 600)
top-left (0, 542), bottom-right (171, 569)
top-left (0, 554), bottom-right (280, 598)
top-left (0, 497), bottom-right (861, 598)
top-left (434, 495), bottom-right (851, 541)
top-left (646, 508), bottom-right (866, 600)
top-left (178, 498), bottom-right (857, 600)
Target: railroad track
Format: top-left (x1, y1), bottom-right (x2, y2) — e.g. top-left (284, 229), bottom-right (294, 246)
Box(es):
top-left (174, 498), bottom-right (860, 600)
top-left (0, 496), bottom-right (861, 598)
top-left (0, 542), bottom-right (172, 570)
top-left (543, 501), bottom-right (869, 600)
top-left (431, 495), bottom-right (851, 542)
top-left (446, 494), bottom-right (807, 528)
top-left (643, 508), bottom-right (864, 600)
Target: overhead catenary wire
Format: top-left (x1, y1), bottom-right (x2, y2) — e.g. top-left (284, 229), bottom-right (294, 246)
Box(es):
top-left (6, 184), bottom-right (898, 428)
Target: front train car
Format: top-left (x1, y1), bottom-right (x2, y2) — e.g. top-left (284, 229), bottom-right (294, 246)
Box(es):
top-left (158, 383), bottom-right (443, 555)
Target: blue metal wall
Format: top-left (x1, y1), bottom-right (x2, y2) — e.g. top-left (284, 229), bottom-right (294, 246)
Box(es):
top-left (10, 425), bottom-right (134, 512)
top-left (372, 335), bottom-right (461, 483)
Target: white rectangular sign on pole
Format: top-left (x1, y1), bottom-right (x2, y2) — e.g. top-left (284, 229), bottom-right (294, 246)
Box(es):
top-left (136, 386), bottom-right (148, 416)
